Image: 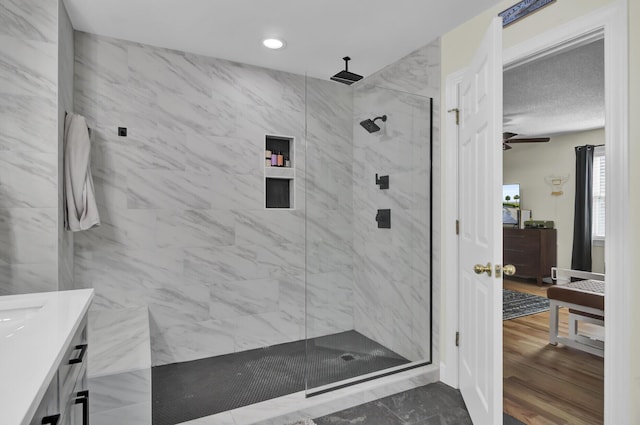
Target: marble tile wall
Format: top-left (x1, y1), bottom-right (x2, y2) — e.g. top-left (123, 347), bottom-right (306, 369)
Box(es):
top-left (58, 0), bottom-right (74, 289)
top-left (0, 0), bottom-right (60, 295)
top-left (88, 307), bottom-right (151, 376)
top-left (351, 40), bottom-right (441, 362)
top-left (89, 369), bottom-right (152, 425)
top-left (352, 87), bottom-right (431, 361)
top-left (88, 306), bottom-right (152, 425)
top-left (73, 31), bottom-right (354, 365)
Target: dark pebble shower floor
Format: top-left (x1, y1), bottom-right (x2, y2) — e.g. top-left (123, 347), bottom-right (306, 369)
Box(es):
top-left (152, 330), bottom-right (409, 425)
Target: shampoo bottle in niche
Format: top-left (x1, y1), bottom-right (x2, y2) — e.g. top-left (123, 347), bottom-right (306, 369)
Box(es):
top-left (277, 152), bottom-right (284, 167)
top-left (271, 152), bottom-right (278, 166)
top-left (284, 155), bottom-right (291, 168)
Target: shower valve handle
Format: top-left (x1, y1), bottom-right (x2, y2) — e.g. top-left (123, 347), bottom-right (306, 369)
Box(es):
top-left (375, 173), bottom-right (389, 189)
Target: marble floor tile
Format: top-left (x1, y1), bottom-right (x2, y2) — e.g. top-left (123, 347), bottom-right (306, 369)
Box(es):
top-left (314, 402), bottom-right (404, 425)
top-left (503, 413), bottom-right (526, 425)
top-left (376, 382), bottom-right (465, 423)
top-left (408, 407), bottom-right (473, 425)
top-left (313, 382), bottom-right (473, 425)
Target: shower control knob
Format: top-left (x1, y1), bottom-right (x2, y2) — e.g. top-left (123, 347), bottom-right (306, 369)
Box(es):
top-left (375, 209), bottom-right (391, 228)
top-left (375, 173), bottom-right (389, 189)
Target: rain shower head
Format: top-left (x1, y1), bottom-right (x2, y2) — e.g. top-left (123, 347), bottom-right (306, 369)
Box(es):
top-left (330, 57), bottom-right (363, 85)
top-left (360, 115), bottom-right (387, 133)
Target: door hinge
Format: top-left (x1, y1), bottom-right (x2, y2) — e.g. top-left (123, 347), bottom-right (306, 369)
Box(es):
top-left (448, 108), bottom-right (460, 125)
top-left (455, 331), bottom-right (460, 347)
top-left (455, 220), bottom-right (459, 235)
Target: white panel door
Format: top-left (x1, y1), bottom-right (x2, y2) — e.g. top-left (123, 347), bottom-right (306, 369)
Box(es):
top-left (458, 17), bottom-right (503, 425)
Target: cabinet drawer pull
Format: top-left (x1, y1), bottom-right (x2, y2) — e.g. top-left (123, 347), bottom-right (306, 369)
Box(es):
top-left (69, 344), bottom-right (88, 364)
top-left (74, 390), bottom-right (89, 425)
top-left (41, 414), bottom-right (60, 425)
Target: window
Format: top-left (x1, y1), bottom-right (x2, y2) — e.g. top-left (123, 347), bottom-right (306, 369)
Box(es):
top-left (592, 145), bottom-right (605, 240)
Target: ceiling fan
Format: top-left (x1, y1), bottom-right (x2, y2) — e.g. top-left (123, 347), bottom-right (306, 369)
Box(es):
top-left (502, 132), bottom-right (550, 150)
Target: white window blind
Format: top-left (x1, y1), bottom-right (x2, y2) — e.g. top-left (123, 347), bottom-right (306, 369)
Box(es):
top-left (592, 146), bottom-right (605, 240)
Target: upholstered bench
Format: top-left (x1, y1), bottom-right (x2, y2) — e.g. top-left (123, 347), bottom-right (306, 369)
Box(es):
top-left (547, 279), bottom-right (604, 357)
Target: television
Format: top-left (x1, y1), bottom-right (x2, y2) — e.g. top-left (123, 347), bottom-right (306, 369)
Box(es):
top-left (503, 184), bottom-right (520, 226)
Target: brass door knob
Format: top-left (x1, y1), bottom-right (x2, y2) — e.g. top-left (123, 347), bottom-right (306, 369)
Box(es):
top-left (503, 264), bottom-right (516, 276)
top-left (473, 262), bottom-right (492, 276)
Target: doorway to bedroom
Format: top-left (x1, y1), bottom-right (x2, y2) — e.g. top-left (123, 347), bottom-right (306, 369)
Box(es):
top-left (501, 36), bottom-right (605, 424)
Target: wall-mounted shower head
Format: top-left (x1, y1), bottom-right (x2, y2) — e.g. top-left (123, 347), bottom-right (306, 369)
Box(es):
top-left (360, 115), bottom-right (387, 133)
top-left (331, 57), bottom-right (363, 85)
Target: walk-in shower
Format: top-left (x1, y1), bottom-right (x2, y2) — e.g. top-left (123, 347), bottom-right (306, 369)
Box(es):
top-left (304, 80), bottom-right (433, 394)
top-left (70, 28), bottom-right (433, 425)
top-left (151, 76), bottom-right (432, 425)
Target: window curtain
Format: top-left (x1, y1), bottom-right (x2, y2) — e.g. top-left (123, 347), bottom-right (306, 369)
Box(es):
top-left (571, 145), bottom-right (594, 272)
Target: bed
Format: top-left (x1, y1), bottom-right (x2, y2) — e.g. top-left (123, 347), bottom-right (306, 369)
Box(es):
top-left (547, 267), bottom-right (605, 357)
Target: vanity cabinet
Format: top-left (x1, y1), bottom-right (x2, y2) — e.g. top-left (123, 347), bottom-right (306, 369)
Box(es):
top-left (503, 228), bottom-right (557, 285)
top-left (30, 316), bottom-right (89, 425)
top-left (29, 378), bottom-right (58, 425)
top-left (0, 289), bottom-right (93, 425)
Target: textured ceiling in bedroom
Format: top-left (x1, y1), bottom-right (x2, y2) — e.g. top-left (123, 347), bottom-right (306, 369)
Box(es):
top-left (503, 39), bottom-right (604, 138)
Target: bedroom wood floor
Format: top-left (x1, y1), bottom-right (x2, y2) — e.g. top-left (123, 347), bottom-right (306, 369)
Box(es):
top-left (503, 279), bottom-right (604, 425)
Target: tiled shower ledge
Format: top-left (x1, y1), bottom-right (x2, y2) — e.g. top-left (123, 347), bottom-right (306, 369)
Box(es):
top-left (178, 364), bottom-right (439, 425)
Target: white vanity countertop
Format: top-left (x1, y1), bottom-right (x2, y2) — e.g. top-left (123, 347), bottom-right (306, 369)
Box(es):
top-left (0, 289), bottom-right (94, 425)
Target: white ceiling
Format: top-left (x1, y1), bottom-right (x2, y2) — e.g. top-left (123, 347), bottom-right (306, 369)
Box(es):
top-left (503, 39), bottom-right (605, 138)
top-left (64, 0), bottom-right (503, 81)
top-left (63, 1), bottom-right (603, 138)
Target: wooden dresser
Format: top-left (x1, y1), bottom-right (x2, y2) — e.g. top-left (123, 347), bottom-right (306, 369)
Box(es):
top-left (503, 228), bottom-right (557, 285)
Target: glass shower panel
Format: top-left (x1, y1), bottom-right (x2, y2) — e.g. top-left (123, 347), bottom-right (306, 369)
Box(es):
top-left (304, 78), bottom-right (432, 393)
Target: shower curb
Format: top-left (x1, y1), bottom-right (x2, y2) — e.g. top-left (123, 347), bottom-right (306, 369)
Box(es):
top-left (176, 364), bottom-right (438, 425)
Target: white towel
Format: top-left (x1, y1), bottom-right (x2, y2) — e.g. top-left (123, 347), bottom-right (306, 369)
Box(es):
top-left (64, 113), bottom-right (100, 231)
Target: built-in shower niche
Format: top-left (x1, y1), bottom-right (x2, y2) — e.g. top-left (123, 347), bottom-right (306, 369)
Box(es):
top-left (264, 135), bottom-right (294, 209)
top-left (266, 178), bottom-right (292, 208)
top-left (265, 135), bottom-right (293, 167)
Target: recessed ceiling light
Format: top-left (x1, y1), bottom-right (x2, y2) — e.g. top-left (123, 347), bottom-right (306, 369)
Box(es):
top-left (263, 38), bottom-right (285, 50)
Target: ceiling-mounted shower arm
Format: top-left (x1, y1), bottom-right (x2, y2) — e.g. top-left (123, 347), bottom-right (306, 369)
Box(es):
top-left (331, 56), bottom-right (363, 85)
top-left (343, 56), bottom-right (351, 72)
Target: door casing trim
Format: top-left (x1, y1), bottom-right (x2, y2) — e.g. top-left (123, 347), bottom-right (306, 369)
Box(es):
top-left (441, 1), bottom-right (630, 423)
